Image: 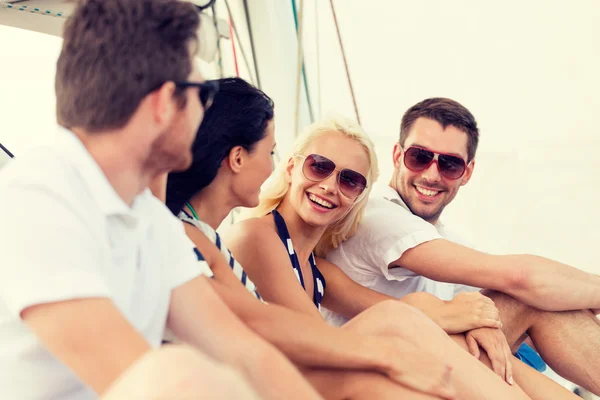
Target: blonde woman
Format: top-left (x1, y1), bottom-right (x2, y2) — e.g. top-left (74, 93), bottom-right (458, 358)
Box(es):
top-left (225, 114), bottom-right (579, 400)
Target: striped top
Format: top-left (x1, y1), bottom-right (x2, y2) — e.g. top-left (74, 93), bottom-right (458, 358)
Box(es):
top-left (271, 209), bottom-right (326, 310)
top-left (179, 210), bottom-right (262, 300)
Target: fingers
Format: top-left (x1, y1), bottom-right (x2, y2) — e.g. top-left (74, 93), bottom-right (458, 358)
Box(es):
top-left (503, 340), bottom-right (514, 385)
top-left (477, 332), bottom-right (512, 385)
top-left (466, 334), bottom-right (480, 359)
top-left (482, 340), bottom-right (505, 380)
top-left (481, 318), bottom-right (503, 329)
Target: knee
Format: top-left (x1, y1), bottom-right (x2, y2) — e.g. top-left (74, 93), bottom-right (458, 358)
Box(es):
top-left (348, 373), bottom-right (438, 400)
top-left (103, 345), bottom-right (256, 400)
top-left (369, 300), bottom-right (447, 342)
top-left (482, 289), bottom-right (536, 317)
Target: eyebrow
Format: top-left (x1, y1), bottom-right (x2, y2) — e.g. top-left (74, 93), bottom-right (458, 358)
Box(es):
top-left (410, 143), bottom-right (465, 158)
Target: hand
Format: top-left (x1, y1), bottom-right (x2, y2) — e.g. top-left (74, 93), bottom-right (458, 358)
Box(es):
top-left (465, 327), bottom-right (513, 385)
top-left (382, 339), bottom-right (456, 399)
top-left (443, 292), bottom-right (502, 333)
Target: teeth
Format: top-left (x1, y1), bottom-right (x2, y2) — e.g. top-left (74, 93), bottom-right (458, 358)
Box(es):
top-left (416, 186), bottom-right (439, 197)
top-left (309, 193), bottom-right (334, 209)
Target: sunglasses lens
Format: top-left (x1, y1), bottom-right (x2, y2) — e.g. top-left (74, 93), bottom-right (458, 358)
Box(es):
top-left (438, 155), bottom-right (466, 179)
top-left (199, 82), bottom-right (218, 109)
top-left (339, 170), bottom-right (367, 199)
top-left (303, 154), bottom-right (336, 181)
top-left (404, 147), bottom-right (434, 171)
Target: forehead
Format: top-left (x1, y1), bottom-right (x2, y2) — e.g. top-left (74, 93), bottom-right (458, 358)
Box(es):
top-left (304, 131), bottom-right (370, 175)
top-left (265, 120), bottom-right (276, 142)
top-left (404, 117), bottom-right (469, 159)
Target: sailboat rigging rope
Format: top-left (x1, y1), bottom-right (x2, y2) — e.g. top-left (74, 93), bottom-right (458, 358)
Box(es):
top-left (224, 0), bottom-right (257, 84)
top-left (293, 0), bottom-right (306, 137)
top-left (242, 0), bottom-right (262, 89)
top-left (329, 0), bottom-right (361, 125)
top-left (314, 0), bottom-right (322, 120)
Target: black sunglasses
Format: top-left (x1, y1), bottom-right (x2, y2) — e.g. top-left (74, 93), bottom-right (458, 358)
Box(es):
top-left (174, 80), bottom-right (219, 110)
top-left (295, 153), bottom-right (368, 200)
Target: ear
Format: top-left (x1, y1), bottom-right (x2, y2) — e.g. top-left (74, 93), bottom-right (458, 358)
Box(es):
top-left (460, 160), bottom-right (475, 186)
top-left (151, 81), bottom-right (178, 128)
top-left (227, 146), bottom-right (245, 173)
top-left (392, 142), bottom-right (403, 168)
top-left (284, 156), bottom-right (296, 183)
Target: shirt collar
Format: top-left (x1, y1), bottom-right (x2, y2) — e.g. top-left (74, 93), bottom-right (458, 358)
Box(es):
top-left (373, 184), bottom-right (445, 229)
top-left (56, 128), bottom-right (136, 218)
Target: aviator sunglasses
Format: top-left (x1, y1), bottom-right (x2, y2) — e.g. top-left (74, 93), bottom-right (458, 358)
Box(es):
top-left (402, 146), bottom-right (468, 180)
top-left (295, 153), bottom-right (368, 200)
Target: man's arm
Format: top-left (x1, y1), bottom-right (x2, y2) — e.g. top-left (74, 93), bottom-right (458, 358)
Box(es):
top-left (318, 257), bottom-right (502, 334)
top-left (22, 298), bottom-right (152, 395)
top-left (168, 276), bottom-right (322, 400)
top-left (397, 239), bottom-right (600, 311)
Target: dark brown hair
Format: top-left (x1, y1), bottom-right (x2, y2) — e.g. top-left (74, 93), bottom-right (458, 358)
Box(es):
top-left (400, 98), bottom-right (479, 161)
top-left (56, 0), bottom-right (199, 131)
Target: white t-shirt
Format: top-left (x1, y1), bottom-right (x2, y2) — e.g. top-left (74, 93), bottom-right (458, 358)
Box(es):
top-left (322, 185), bottom-right (477, 325)
top-left (0, 129), bottom-right (213, 400)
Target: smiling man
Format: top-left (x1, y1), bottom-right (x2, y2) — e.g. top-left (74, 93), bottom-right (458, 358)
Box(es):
top-left (325, 97), bottom-right (600, 395)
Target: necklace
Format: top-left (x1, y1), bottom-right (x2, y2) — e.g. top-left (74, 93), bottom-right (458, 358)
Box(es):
top-left (185, 202), bottom-right (199, 220)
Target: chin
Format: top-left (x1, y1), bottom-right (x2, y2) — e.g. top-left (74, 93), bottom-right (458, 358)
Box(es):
top-left (244, 198), bottom-right (260, 209)
top-left (170, 153), bottom-right (193, 173)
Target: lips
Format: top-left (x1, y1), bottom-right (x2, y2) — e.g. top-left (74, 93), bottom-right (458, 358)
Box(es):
top-left (414, 185), bottom-right (443, 202)
top-left (306, 192), bottom-right (338, 210)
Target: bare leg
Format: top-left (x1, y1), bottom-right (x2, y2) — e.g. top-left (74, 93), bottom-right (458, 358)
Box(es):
top-left (102, 345), bottom-right (259, 400)
top-left (449, 337), bottom-right (578, 400)
top-left (343, 300), bottom-right (531, 400)
top-left (485, 290), bottom-right (600, 395)
top-left (302, 368), bottom-right (440, 400)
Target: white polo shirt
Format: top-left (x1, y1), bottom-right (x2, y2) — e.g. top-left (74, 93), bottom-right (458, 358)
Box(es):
top-left (0, 129), bottom-right (212, 400)
top-left (323, 184), bottom-right (477, 325)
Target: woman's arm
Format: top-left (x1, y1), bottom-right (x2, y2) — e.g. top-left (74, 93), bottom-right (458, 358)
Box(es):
top-left (186, 225), bottom-right (455, 398)
top-left (317, 257), bottom-right (502, 334)
top-left (224, 218), bottom-right (323, 318)
top-left (169, 276), bottom-right (322, 400)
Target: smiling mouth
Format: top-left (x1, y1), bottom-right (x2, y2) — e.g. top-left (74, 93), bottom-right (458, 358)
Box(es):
top-left (307, 193), bottom-right (337, 209)
top-left (415, 185), bottom-right (442, 198)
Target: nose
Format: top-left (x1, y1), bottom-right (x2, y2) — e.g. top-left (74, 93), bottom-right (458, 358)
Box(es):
top-left (421, 160), bottom-right (442, 183)
top-left (319, 172), bottom-right (339, 194)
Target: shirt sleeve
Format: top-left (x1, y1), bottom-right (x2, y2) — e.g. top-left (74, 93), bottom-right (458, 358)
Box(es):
top-left (0, 186), bottom-right (110, 317)
top-left (361, 198), bottom-right (444, 282)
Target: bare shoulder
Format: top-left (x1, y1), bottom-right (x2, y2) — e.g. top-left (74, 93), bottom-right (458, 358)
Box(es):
top-left (223, 216), bottom-right (290, 270)
top-left (224, 216), bottom-right (280, 249)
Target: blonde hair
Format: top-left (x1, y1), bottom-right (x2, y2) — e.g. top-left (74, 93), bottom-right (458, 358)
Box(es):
top-left (250, 114), bottom-right (379, 257)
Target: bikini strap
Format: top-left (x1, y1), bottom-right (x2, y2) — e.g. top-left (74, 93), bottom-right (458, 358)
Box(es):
top-left (271, 210), bottom-right (306, 290)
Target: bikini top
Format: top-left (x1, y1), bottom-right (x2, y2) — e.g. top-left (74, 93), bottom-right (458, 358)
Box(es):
top-left (179, 210), bottom-right (262, 301)
top-left (271, 209), bottom-right (326, 309)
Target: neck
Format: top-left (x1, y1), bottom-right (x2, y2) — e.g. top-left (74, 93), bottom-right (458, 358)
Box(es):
top-left (275, 197), bottom-right (326, 262)
top-left (73, 128), bottom-right (156, 206)
top-left (187, 181), bottom-right (237, 230)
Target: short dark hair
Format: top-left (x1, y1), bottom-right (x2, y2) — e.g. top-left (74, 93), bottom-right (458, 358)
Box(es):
top-left (400, 98), bottom-right (479, 161)
top-left (166, 77), bottom-right (275, 215)
top-left (56, 0), bottom-right (199, 131)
